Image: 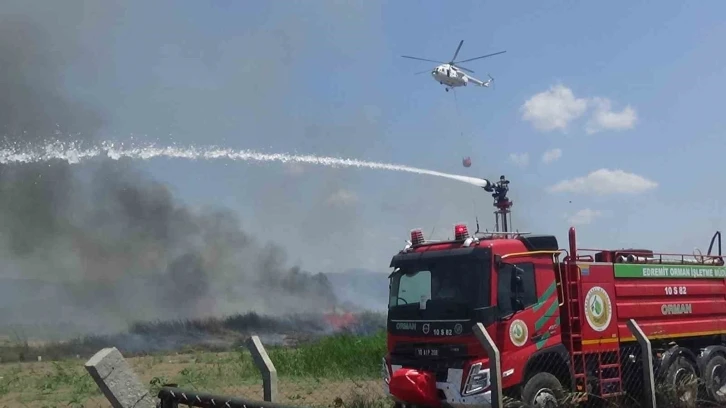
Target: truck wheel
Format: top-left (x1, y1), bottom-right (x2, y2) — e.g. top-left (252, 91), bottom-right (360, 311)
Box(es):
top-left (521, 372), bottom-right (564, 408)
top-left (663, 356), bottom-right (698, 408)
top-left (704, 354), bottom-right (726, 403)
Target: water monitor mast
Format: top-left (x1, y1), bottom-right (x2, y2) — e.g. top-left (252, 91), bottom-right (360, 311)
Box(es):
top-left (480, 174), bottom-right (512, 234)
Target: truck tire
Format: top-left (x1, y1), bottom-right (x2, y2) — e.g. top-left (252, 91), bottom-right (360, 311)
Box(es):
top-left (703, 354), bottom-right (726, 403)
top-left (521, 372), bottom-right (564, 408)
top-left (663, 356), bottom-right (698, 408)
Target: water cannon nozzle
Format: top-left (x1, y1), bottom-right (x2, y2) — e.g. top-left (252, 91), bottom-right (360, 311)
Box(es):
top-left (480, 178), bottom-right (495, 192)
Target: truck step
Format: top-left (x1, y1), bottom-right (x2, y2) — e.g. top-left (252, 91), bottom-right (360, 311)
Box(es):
top-left (601, 391), bottom-right (626, 398)
top-left (600, 364), bottom-right (621, 369)
top-left (600, 378), bottom-right (622, 384)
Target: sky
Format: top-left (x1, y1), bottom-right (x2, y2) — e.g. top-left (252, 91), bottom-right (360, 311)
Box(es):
top-left (6, 0), bottom-right (726, 275)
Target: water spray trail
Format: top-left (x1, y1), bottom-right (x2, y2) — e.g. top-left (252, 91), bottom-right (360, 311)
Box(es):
top-left (0, 141), bottom-right (490, 188)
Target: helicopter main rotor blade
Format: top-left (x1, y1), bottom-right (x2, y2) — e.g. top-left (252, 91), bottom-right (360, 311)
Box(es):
top-left (451, 40), bottom-right (464, 62)
top-left (454, 50), bottom-right (507, 64)
top-left (401, 55), bottom-right (446, 64)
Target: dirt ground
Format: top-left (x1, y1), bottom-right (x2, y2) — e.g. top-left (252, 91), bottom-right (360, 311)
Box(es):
top-left (0, 351), bottom-right (388, 408)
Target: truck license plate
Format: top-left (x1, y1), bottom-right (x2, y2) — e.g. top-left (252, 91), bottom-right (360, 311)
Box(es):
top-left (415, 347), bottom-right (439, 357)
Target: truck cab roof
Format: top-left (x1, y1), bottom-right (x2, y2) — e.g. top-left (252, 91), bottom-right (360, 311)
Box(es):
top-left (394, 232), bottom-right (560, 262)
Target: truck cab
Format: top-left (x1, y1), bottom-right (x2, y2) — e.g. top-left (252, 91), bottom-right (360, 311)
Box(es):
top-left (383, 224), bottom-right (568, 407)
top-left (382, 174), bottom-right (726, 408)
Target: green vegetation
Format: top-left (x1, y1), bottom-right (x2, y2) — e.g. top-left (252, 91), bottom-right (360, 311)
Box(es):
top-left (267, 330), bottom-right (386, 378)
top-left (0, 359), bottom-right (102, 407)
top-left (0, 331), bottom-right (389, 407)
top-left (0, 311), bottom-right (387, 364)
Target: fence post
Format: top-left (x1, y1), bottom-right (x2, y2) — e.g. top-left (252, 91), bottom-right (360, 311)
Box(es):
top-left (246, 335), bottom-right (278, 402)
top-left (473, 323), bottom-right (502, 408)
top-left (626, 319), bottom-right (656, 408)
top-left (84, 347), bottom-right (155, 408)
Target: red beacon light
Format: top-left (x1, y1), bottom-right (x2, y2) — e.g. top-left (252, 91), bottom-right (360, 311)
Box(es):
top-left (454, 224), bottom-right (469, 241)
top-left (410, 229), bottom-right (425, 246)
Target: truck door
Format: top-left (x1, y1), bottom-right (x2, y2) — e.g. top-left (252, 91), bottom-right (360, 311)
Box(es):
top-left (530, 257), bottom-right (561, 348)
top-left (495, 256), bottom-right (560, 387)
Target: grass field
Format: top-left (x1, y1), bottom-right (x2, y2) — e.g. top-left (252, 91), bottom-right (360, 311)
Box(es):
top-left (0, 330), bottom-right (390, 408)
top-left (0, 311), bottom-right (387, 364)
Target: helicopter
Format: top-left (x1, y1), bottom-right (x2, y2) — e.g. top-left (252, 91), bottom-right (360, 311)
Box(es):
top-left (402, 40), bottom-right (505, 92)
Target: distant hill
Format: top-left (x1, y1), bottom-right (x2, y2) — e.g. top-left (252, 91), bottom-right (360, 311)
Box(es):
top-left (324, 268), bottom-right (389, 312)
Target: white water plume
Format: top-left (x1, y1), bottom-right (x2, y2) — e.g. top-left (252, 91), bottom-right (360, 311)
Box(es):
top-left (0, 141), bottom-right (490, 188)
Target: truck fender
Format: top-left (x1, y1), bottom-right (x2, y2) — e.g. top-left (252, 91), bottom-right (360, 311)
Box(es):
top-left (696, 345), bottom-right (726, 375)
top-left (522, 344), bottom-right (574, 390)
top-left (657, 345), bottom-right (700, 380)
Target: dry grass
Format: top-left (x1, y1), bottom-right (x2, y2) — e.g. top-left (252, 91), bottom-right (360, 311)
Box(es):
top-left (0, 311), bottom-right (387, 364)
top-left (0, 336), bottom-right (390, 408)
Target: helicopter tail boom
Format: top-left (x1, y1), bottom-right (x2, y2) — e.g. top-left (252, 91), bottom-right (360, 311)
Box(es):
top-left (477, 73), bottom-right (495, 88)
top-left (466, 74), bottom-right (490, 87)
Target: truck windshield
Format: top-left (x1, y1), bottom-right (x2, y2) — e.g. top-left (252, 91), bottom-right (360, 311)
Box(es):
top-left (388, 257), bottom-right (490, 312)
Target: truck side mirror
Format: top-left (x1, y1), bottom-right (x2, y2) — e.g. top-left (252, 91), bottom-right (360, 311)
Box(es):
top-left (511, 267), bottom-right (524, 290)
top-left (511, 266), bottom-right (525, 312)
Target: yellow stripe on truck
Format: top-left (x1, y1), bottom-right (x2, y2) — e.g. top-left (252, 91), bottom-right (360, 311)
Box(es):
top-left (582, 329), bottom-right (726, 345)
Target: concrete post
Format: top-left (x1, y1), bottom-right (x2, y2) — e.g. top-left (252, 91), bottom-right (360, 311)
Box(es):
top-left (246, 335), bottom-right (278, 402)
top-left (473, 323), bottom-right (502, 408)
top-left (626, 319), bottom-right (656, 408)
top-left (84, 347), bottom-right (155, 408)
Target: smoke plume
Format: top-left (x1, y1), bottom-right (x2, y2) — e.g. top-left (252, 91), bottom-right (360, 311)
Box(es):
top-left (0, 1), bottom-right (339, 338)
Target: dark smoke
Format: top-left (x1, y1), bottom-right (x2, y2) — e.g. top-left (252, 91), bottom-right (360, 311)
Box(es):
top-left (0, 1), bottom-right (340, 339)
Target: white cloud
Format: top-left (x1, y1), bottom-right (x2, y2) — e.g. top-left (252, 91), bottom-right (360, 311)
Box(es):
top-left (548, 168), bottom-right (658, 195)
top-left (522, 85), bottom-right (638, 134)
top-left (521, 85), bottom-right (588, 131)
top-left (585, 97), bottom-right (637, 134)
top-left (541, 148), bottom-right (562, 164)
top-left (509, 152), bottom-right (530, 167)
top-left (326, 189), bottom-right (358, 206)
top-left (567, 208), bottom-right (603, 225)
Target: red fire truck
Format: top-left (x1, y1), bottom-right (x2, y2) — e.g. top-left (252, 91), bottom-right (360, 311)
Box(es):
top-left (381, 175), bottom-right (726, 408)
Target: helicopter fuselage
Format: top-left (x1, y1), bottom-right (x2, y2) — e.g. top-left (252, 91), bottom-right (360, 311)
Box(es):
top-left (431, 64), bottom-right (468, 88)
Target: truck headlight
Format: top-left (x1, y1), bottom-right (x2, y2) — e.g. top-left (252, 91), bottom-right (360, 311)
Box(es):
top-left (382, 358), bottom-right (391, 384)
top-left (462, 363), bottom-right (490, 395)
